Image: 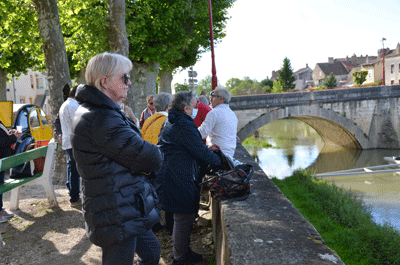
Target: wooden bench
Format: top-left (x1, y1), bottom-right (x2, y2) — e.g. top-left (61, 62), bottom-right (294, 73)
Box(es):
top-left (0, 139), bottom-right (58, 249)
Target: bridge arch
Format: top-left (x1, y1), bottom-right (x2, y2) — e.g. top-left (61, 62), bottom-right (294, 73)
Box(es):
top-left (237, 105), bottom-right (371, 149)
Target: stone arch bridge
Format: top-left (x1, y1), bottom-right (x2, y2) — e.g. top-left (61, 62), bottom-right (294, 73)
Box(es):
top-left (230, 85), bottom-right (400, 149)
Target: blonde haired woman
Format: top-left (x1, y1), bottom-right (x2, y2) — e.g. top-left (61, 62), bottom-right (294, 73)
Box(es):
top-left (71, 52), bottom-right (163, 265)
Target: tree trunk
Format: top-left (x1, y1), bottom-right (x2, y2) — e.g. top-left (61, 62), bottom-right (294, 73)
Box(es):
top-left (107, 0), bottom-right (134, 110)
top-left (32, 0), bottom-right (71, 184)
top-left (130, 62), bottom-right (160, 114)
top-left (0, 69), bottom-right (7, 101)
top-left (107, 0), bottom-right (129, 57)
top-left (158, 68), bottom-right (173, 94)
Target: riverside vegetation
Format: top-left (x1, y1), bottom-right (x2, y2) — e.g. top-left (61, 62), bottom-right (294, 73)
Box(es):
top-left (242, 134), bottom-right (273, 148)
top-left (272, 170), bottom-right (400, 265)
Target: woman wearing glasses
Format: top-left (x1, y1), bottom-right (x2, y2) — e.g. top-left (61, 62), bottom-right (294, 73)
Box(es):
top-left (156, 91), bottom-right (222, 265)
top-left (71, 52), bottom-right (163, 265)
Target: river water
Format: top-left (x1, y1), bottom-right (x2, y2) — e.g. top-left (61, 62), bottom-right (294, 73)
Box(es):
top-left (243, 118), bottom-right (400, 231)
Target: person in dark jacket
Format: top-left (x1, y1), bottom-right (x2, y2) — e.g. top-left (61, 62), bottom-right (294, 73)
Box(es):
top-left (71, 52), bottom-right (163, 265)
top-left (0, 120), bottom-right (21, 222)
top-left (156, 91), bottom-right (221, 265)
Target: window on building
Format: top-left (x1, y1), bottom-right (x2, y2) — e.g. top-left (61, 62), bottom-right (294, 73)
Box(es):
top-left (391, 80), bottom-right (395, 85)
top-left (30, 75), bottom-right (34, 89)
top-left (29, 97), bottom-right (33, 104)
top-left (36, 77), bottom-right (45, 89)
top-left (391, 64), bottom-right (394, 74)
top-left (19, 97), bottom-right (25, 104)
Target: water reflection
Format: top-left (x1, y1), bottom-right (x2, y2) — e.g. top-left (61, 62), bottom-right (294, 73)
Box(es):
top-left (323, 173), bottom-right (400, 230)
top-left (245, 119), bottom-right (400, 178)
top-left (243, 118), bottom-right (400, 231)
top-left (246, 145), bottom-right (320, 179)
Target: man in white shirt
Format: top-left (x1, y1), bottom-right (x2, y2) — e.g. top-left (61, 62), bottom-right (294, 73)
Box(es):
top-left (198, 86), bottom-right (238, 158)
top-left (59, 85), bottom-right (81, 207)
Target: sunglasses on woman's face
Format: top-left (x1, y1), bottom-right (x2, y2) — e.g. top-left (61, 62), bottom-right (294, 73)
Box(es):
top-left (122, 73), bottom-right (131, 85)
top-left (210, 91), bottom-right (220, 98)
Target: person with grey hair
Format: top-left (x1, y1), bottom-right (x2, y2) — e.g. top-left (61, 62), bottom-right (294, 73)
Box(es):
top-left (141, 92), bottom-right (172, 145)
top-left (197, 95), bottom-right (209, 105)
top-left (71, 52), bottom-right (163, 265)
top-left (156, 91), bottom-right (221, 265)
top-left (198, 86), bottom-right (238, 158)
top-left (153, 92), bottom-right (172, 113)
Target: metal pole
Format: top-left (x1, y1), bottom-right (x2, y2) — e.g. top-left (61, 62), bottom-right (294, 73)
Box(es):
top-left (12, 75), bottom-right (16, 103)
top-left (382, 38), bottom-right (386, 86)
top-left (208, 0), bottom-right (218, 90)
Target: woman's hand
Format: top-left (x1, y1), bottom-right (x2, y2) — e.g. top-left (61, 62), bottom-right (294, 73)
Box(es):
top-left (208, 144), bottom-right (220, 151)
top-left (10, 130), bottom-right (22, 138)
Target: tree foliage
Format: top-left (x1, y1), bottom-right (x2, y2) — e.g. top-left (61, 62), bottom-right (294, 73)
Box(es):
top-left (323, 72), bottom-right (337, 88)
top-left (352, 70), bottom-right (368, 85)
top-left (225, 76), bottom-right (270, 95)
top-left (0, 0), bottom-right (43, 100)
top-left (126, 0), bottom-right (234, 67)
top-left (58, 0), bottom-right (109, 79)
top-left (0, 0), bottom-right (42, 74)
top-left (174, 83), bottom-right (190, 92)
top-left (272, 79), bottom-right (284, 93)
top-left (196, 75), bottom-right (212, 95)
top-left (278, 57), bottom-right (295, 91)
top-left (260, 78), bottom-right (274, 88)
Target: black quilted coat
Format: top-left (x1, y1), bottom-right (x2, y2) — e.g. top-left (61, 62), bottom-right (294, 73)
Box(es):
top-left (71, 85), bottom-right (163, 247)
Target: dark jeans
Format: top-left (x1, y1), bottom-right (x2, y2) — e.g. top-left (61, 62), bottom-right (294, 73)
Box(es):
top-left (173, 213), bottom-right (196, 261)
top-left (65, 149), bottom-right (80, 203)
top-left (102, 229), bottom-right (160, 265)
top-left (0, 170), bottom-right (4, 210)
top-left (165, 211), bottom-right (174, 234)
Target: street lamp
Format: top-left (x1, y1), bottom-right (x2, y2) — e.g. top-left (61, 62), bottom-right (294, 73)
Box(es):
top-left (208, 0), bottom-right (217, 90)
top-left (382, 38), bottom-right (386, 86)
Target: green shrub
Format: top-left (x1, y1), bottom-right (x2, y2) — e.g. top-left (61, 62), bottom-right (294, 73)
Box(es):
top-left (242, 135), bottom-right (272, 148)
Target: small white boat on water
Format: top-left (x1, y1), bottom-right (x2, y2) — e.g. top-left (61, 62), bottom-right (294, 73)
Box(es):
top-left (316, 162), bottom-right (400, 177)
top-left (383, 156), bottom-right (400, 164)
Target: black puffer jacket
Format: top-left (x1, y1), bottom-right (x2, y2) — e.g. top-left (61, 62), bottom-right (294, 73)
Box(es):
top-left (71, 85), bottom-right (163, 247)
top-left (156, 109), bottom-right (221, 214)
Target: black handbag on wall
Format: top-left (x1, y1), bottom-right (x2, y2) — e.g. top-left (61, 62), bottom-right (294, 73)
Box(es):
top-left (203, 164), bottom-right (254, 201)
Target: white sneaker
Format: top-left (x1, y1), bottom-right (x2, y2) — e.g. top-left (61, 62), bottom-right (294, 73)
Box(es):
top-left (0, 209), bottom-right (14, 219)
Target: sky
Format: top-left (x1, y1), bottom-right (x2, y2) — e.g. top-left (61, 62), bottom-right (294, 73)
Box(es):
top-left (172, 0), bottom-right (400, 87)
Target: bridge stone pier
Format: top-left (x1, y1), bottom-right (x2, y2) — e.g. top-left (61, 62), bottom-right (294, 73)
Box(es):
top-left (230, 85), bottom-right (400, 149)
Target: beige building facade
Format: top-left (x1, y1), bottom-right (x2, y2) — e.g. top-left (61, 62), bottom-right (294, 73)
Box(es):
top-left (385, 43), bottom-right (400, 85)
top-left (5, 70), bottom-right (51, 115)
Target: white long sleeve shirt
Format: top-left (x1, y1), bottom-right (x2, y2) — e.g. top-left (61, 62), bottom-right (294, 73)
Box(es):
top-left (59, 98), bottom-right (79, 150)
top-left (198, 104), bottom-right (238, 157)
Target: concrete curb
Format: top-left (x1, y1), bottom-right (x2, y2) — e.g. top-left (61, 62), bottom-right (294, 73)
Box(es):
top-left (211, 144), bottom-right (344, 265)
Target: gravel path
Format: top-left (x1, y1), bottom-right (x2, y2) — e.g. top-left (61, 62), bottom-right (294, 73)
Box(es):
top-left (0, 185), bottom-right (213, 265)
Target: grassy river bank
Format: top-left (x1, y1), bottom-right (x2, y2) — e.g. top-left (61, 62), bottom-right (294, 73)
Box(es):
top-left (272, 170), bottom-right (400, 265)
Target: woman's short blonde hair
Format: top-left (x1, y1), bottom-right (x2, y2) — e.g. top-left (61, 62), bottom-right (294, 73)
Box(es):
top-left (85, 52), bottom-right (133, 91)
